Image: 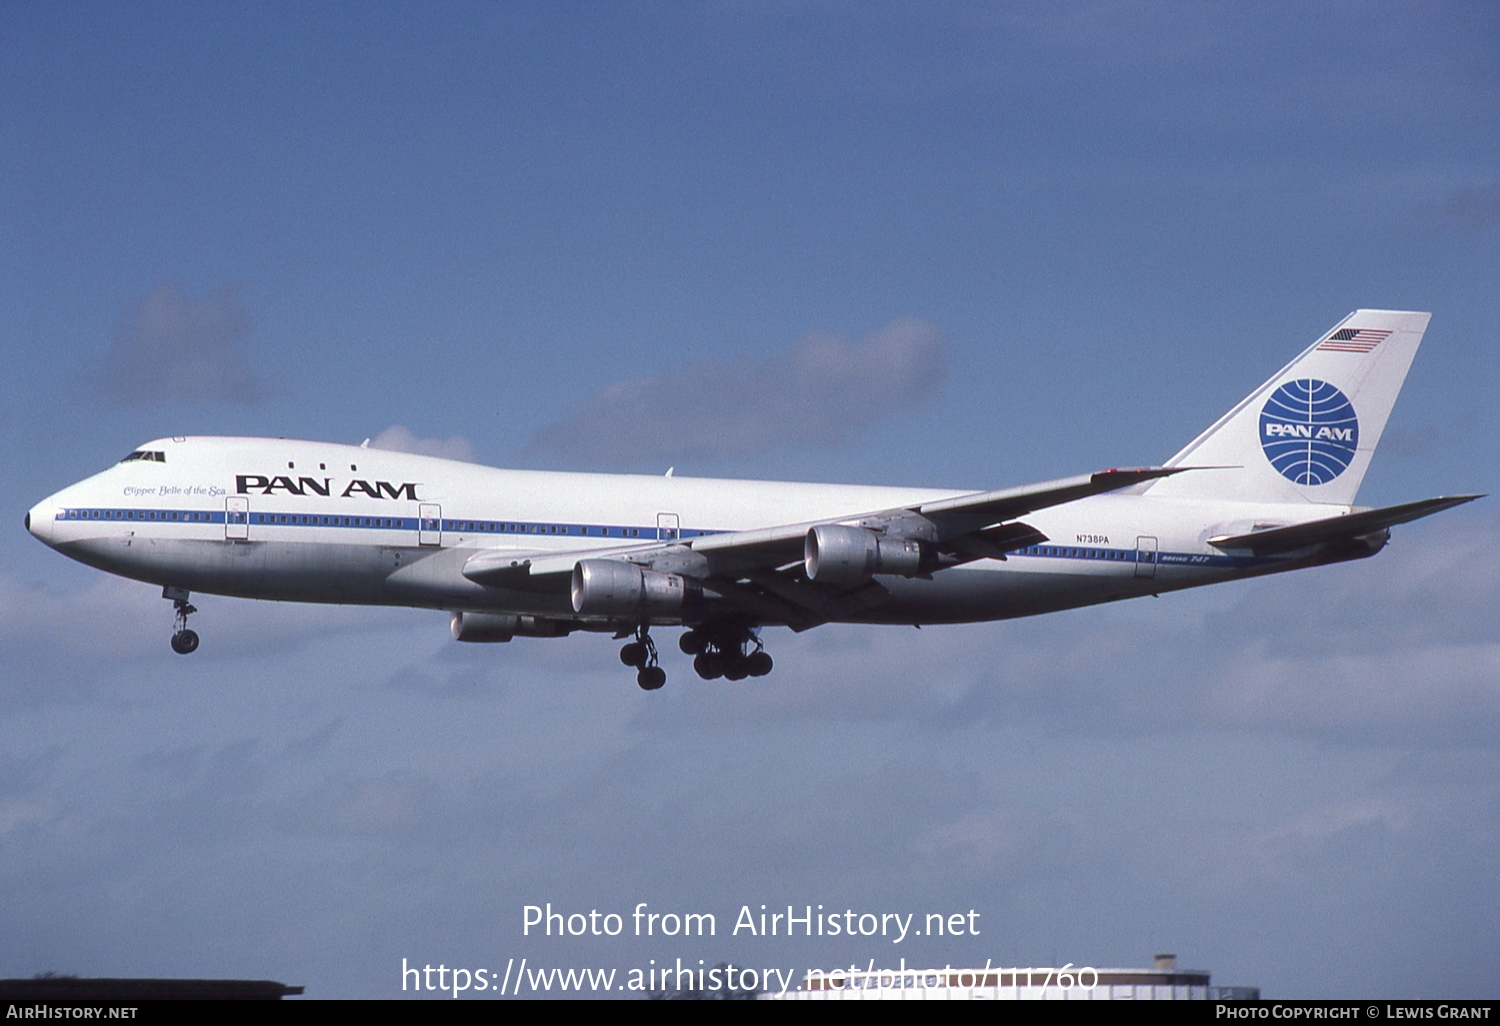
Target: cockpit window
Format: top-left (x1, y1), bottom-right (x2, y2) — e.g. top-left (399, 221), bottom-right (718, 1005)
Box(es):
top-left (120, 451), bottom-right (166, 463)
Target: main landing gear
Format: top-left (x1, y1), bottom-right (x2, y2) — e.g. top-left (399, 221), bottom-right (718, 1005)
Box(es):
top-left (679, 625), bottom-right (772, 681)
top-left (164, 586), bottom-right (199, 655)
top-left (618, 624), bottom-right (775, 691)
top-left (620, 627), bottom-right (666, 691)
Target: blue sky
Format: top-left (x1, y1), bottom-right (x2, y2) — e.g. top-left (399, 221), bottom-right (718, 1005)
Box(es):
top-left (2, 1), bottom-right (1498, 998)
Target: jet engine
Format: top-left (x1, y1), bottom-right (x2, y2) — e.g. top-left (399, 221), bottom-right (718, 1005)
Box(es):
top-left (804, 524), bottom-right (923, 587)
top-left (450, 611), bottom-right (573, 642)
top-left (570, 559), bottom-right (701, 617)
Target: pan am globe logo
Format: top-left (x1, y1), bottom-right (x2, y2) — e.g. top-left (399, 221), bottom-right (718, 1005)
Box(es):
top-left (1259, 379), bottom-right (1359, 486)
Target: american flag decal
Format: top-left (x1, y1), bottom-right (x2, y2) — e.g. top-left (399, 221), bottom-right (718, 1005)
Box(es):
top-left (1318, 327), bottom-right (1391, 353)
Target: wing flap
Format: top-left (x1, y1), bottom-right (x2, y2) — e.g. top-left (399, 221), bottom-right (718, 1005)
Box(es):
top-left (946, 521), bottom-right (1050, 561)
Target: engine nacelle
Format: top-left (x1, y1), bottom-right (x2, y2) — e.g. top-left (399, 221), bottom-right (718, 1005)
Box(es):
top-left (450, 611), bottom-right (572, 642)
top-left (804, 524), bottom-right (923, 587)
top-left (570, 559), bottom-right (700, 618)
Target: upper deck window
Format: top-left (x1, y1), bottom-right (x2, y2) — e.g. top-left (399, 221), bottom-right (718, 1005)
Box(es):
top-left (120, 451), bottom-right (166, 463)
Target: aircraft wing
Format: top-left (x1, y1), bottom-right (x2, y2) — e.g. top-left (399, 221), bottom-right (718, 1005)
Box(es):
top-left (678, 466), bottom-right (1184, 573)
top-left (1207, 494), bottom-right (1482, 555)
top-left (461, 467), bottom-right (1184, 597)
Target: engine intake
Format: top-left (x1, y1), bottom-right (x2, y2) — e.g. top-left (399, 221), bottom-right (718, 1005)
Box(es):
top-left (571, 559), bottom-right (700, 618)
top-left (804, 524), bottom-right (923, 587)
top-left (450, 611), bottom-right (572, 642)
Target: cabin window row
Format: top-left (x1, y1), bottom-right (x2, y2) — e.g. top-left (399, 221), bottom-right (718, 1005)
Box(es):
top-left (255, 514), bottom-right (407, 528)
top-left (442, 521), bottom-right (648, 538)
top-left (63, 509), bottom-right (210, 522)
top-left (1020, 545), bottom-right (1137, 561)
top-left (58, 508), bottom-right (712, 539)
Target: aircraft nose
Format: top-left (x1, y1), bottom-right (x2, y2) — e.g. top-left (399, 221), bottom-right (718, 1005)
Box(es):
top-left (26, 499), bottom-right (57, 545)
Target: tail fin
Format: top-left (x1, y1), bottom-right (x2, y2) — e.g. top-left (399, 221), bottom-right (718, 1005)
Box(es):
top-left (1145, 310), bottom-right (1429, 506)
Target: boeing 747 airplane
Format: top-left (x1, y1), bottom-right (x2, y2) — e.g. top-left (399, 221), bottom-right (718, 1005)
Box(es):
top-left (26, 310), bottom-right (1477, 689)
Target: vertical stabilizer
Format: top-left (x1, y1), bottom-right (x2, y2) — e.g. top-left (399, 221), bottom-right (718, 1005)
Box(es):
top-left (1146, 310), bottom-right (1429, 506)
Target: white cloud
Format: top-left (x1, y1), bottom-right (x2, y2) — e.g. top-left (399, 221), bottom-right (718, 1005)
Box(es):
top-left (97, 284), bottom-right (272, 405)
top-left (1254, 797), bottom-right (1412, 861)
top-left (521, 318), bottom-right (945, 468)
top-left (367, 425), bottom-right (476, 463)
top-left (0, 570), bottom-right (427, 713)
top-left (1438, 180), bottom-right (1500, 231)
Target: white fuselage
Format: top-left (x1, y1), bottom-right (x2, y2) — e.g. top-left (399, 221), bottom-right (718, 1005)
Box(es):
top-left (27, 436), bottom-right (1358, 630)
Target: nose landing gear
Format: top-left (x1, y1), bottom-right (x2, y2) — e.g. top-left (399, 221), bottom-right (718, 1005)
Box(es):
top-left (164, 586), bottom-right (199, 655)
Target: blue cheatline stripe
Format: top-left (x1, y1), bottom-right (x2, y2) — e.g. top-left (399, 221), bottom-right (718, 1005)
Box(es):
top-left (57, 508), bottom-right (1263, 568)
top-left (56, 506), bottom-right (723, 540)
top-left (1009, 543), bottom-right (1257, 569)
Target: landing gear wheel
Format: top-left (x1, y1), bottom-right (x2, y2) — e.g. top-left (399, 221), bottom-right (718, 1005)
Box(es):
top-left (623, 627), bottom-right (664, 689)
top-left (164, 587), bottom-right (200, 655)
top-left (170, 629), bottom-right (199, 655)
top-left (687, 624), bottom-right (776, 681)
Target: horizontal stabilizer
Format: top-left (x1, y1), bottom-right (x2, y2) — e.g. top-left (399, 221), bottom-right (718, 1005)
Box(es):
top-left (1208, 495), bottom-right (1481, 555)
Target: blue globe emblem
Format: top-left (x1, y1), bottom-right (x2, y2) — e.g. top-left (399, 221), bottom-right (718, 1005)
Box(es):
top-left (1259, 379), bottom-right (1359, 486)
